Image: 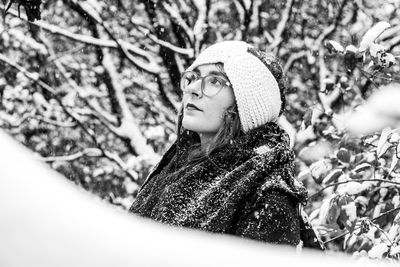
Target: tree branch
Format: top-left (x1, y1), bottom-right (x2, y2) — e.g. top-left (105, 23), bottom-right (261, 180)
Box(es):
top-left (323, 206), bottom-right (400, 244)
top-left (268, 0), bottom-right (295, 52)
top-left (0, 4), bottom-right (161, 75)
top-left (0, 53), bottom-right (141, 181)
top-left (309, 178), bottom-right (400, 200)
top-left (315, 0), bottom-right (349, 45)
top-left (39, 148), bottom-right (102, 162)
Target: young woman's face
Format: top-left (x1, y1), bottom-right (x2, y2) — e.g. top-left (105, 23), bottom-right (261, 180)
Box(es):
top-left (181, 64), bottom-right (235, 136)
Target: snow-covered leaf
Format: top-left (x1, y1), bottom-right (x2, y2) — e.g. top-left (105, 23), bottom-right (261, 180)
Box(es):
top-left (85, 148), bottom-right (102, 157)
top-left (124, 180), bottom-right (139, 194)
top-left (387, 224), bottom-right (399, 241)
top-left (389, 132), bottom-right (400, 143)
top-left (322, 77), bottom-right (334, 92)
top-left (352, 163), bottom-right (372, 173)
top-left (388, 152), bottom-right (399, 173)
top-left (359, 21), bottom-right (391, 52)
top-left (309, 159), bottom-right (332, 183)
top-left (339, 202), bottom-right (357, 232)
top-left (325, 40), bottom-right (344, 53)
top-left (338, 182), bottom-right (364, 195)
top-left (377, 52), bottom-right (396, 68)
top-left (355, 196), bottom-right (369, 207)
top-left (336, 148), bottom-right (351, 163)
top-left (345, 45), bottom-right (358, 53)
top-left (392, 195), bottom-right (400, 208)
top-left (377, 127), bottom-right (392, 158)
top-left (369, 43), bottom-right (385, 57)
top-left (319, 195), bottom-right (335, 224)
top-left (326, 198), bottom-right (340, 225)
top-left (368, 243), bottom-right (389, 259)
top-left (394, 212), bottom-right (400, 225)
top-left (390, 245), bottom-right (400, 256)
top-left (344, 45), bottom-right (362, 71)
top-left (342, 202), bottom-right (357, 221)
top-left (322, 169), bottom-right (343, 185)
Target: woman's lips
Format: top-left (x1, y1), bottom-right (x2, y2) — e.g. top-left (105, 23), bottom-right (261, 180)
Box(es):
top-left (186, 103), bottom-right (202, 111)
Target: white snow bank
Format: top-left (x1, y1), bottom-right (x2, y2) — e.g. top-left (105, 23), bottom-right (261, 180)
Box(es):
top-left (0, 131), bottom-right (392, 267)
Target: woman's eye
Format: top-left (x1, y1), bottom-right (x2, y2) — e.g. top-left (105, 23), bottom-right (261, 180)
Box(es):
top-left (185, 76), bottom-right (195, 84)
top-left (209, 77), bottom-right (222, 86)
top-left (185, 78), bottom-right (192, 84)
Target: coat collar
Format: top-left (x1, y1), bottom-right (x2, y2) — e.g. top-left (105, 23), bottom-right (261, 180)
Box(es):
top-left (140, 122), bottom-right (307, 204)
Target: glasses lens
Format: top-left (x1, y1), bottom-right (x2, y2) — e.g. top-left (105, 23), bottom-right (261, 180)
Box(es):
top-left (180, 71), bottom-right (198, 91)
top-left (202, 75), bottom-right (226, 96)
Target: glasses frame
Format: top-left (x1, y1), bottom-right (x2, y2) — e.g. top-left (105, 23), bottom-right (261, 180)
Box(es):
top-left (180, 70), bottom-right (232, 97)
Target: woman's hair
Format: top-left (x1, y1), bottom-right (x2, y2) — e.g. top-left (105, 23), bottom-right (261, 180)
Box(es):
top-left (174, 51), bottom-right (287, 168)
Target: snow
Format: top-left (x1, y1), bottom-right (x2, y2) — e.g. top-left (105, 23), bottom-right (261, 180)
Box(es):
top-left (326, 40), bottom-right (344, 53)
top-left (0, 129), bottom-right (390, 266)
top-left (8, 29), bottom-right (48, 55)
top-left (390, 245), bottom-right (400, 256)
top-left (392, 196), bottom-right (400, 208)
top-left (346, 84), bottom-right (400, 134)
top-left (359, 21), bottom-right (391, 53)
top-left (368, 243), bottom-right (389, 259)
top-left (369, 43), bottom-right (385, 57)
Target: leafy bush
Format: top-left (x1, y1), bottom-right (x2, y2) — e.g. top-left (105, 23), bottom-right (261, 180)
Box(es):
top-left (1, 0), bottom-right (400, 261)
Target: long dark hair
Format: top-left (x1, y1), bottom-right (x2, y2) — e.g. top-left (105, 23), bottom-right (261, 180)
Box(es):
top-left (175, 102), bottom-right (243, 167)
top-left (173, 49), bottom-right (287, 169)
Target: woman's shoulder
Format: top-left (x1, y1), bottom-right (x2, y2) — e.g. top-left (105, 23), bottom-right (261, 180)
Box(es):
top-left (233, 185), bottom-right (301, 245)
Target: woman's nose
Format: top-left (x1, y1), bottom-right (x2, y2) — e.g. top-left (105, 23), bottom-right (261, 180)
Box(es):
top-left (185, 80), bottom-right (202, 97)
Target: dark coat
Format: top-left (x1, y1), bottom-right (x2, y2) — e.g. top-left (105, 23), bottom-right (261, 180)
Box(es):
top-left (129, 122), bottom-right (309, 246)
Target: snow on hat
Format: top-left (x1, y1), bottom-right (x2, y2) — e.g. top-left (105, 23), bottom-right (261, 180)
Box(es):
top-left (186, 41), bottom-right (282, 132)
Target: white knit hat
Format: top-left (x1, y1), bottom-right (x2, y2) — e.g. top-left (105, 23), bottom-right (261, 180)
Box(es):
top-left (186, 41), bottom-right (282, 132)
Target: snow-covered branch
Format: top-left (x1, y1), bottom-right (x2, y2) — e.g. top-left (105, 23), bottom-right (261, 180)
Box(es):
top-left (39, 148), bottom-right (102, 162)
top-left (1, 5), bottom-right (161, 75)
top-left (0, 53), bottom-right (141, 181)
top-left (101, 53), bottom-right (158, 157)
top-left (315, 0), bottom-right (349, 46)
top-left (130, 17), bottom-right (194, 57)
top-left (317, 47), bottom-right (342, 114)
top-left (268, 0), bottom-right (295, 52)
top-left (161, 1), bottom-right (194, 44)
top-left (283, 50), bottom-right (306, 73)
top-left (39, 34), bottom-right (119, 127)
top-left (192, 0), bottom-right (211, 54)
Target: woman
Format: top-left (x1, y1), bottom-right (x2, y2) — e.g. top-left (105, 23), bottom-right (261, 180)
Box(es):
top-left (130, 41), bottom-right (320, 247)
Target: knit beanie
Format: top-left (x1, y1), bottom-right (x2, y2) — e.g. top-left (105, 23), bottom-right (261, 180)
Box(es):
top-left (186, 41), bottom-right (282, 132)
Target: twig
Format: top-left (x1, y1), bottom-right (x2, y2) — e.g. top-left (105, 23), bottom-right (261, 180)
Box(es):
top-left (309, 178), bottom-right (400, 200)
top-left (36, 115), bottom-right (77, 128)
top-left (130, 21), bottom-right (193, 56)
top-left (324, 207), bottom-right (400, 244)
top-left (161, 1), bottom-right (194, 44)
top-left (0, 4), bottom-right (161, 75)
top-left (192, 0), bottom-right (211, 54)
top-left (0, 53), bottom-right (139, 181)
top-left (283, 50), bottom-right (306, 73)
top-left (358, 67), bottom-right (400, 83)
top-left (315, 0), bottom-right (349, 45)
top-left (39, 148), bottom-right (102, 162)
top-left (268, 0), bottom-right (295, 51)
top-left (371, 221), bottom-right (394, 246)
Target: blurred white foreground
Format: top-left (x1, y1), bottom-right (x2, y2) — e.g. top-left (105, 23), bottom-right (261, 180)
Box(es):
top-left (347, 83), bottom-right (400, 134)
top-left (0, 131), bottom-right (394, 267)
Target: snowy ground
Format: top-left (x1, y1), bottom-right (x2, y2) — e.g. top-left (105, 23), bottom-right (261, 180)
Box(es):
top-left (0, 131), bottom-right (394, 267)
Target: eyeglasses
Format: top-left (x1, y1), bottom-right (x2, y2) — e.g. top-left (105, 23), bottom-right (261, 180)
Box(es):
top-left (180, 71), bottom-right (231, 97)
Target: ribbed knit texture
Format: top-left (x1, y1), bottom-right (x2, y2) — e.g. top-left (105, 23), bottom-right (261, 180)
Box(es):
top-left (187, 41), bottom-right (282, 132)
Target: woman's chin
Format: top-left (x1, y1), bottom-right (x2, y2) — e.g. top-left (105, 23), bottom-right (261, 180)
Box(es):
top-left (182, 118), bottom-right (197, 132)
